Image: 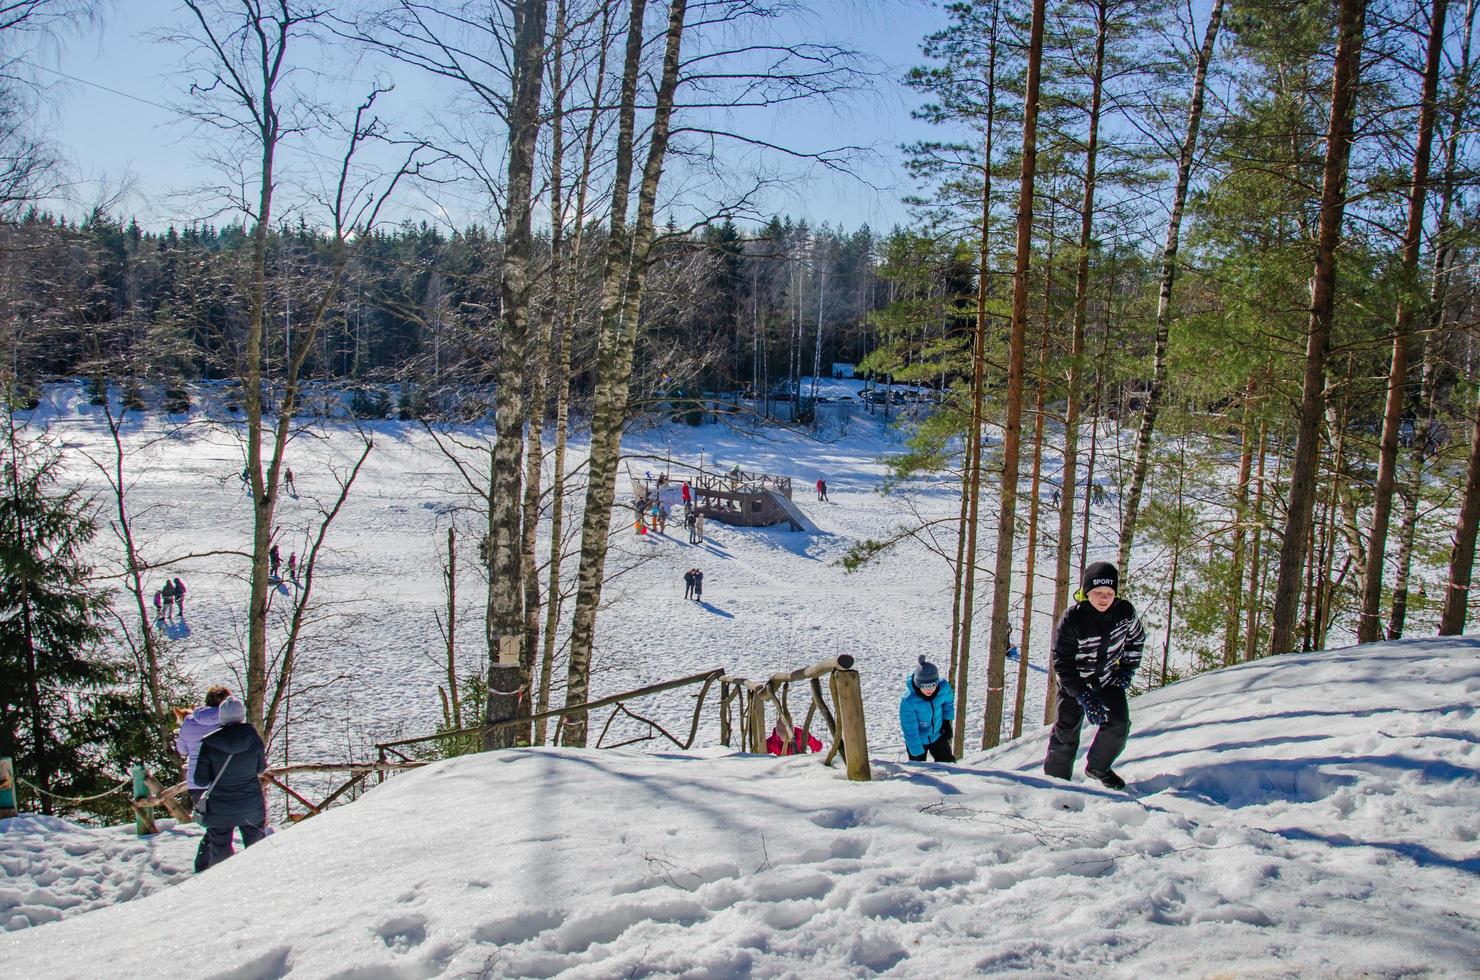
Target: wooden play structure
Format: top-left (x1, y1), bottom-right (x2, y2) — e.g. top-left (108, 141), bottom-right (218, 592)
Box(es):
top-left (631, 466), bottom-right (816, 532)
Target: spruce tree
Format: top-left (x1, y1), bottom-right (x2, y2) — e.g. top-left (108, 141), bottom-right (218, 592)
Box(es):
top-left (0, 426), bottom-right (117, 816)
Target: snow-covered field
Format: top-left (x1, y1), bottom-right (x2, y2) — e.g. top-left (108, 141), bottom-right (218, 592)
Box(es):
top-left (4, 639), bottom-right (1477, 977)
top-left (23, 379), bottom-right (1127, 772)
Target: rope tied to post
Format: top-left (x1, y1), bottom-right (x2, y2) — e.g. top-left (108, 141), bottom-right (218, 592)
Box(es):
top-left (16, 776), bottom-right (131, 804)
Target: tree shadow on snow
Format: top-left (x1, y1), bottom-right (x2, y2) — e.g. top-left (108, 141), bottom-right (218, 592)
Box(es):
top-left (1135, 703), bottom-right (1479, 742)
top-left (1266, 826), bottom-right (1480, 875)
top-left (1130, 754), bottom-right (1480, 808)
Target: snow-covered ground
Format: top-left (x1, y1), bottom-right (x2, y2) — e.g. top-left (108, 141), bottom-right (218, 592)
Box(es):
top-left (4, 639), bottom-right (1478, 977)
top-left (22, 378), bottom-right (1125, 775)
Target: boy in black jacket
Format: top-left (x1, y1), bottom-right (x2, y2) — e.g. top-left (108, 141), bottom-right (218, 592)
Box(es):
top-left (1044, 561), bottom-right (1145, 790)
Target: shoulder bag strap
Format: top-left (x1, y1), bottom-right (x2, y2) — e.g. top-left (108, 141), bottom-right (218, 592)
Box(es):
top-left (198, 751), bottom-right (239, 805)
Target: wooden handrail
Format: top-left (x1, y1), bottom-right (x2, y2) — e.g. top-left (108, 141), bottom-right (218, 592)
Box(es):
top-left (375, 668), bottom-right (726, 752)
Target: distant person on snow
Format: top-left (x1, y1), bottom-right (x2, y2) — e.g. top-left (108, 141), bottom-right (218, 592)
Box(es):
top-left (161, 579), bottom-right (177, 622)
top-left (153, 589), bottom-right (163, 622)
top-left (691, 568), bottom-right (704, 602)
top-left (269, 544), bottom-right (281, 580)
top-left (173, 577), bottom-right (187, 619)
top-left (1043, 560), bottom-right (1144, 791)
top-left (816, 478), bottom-right (828, 502)
top-left (683, 568), bottom-right (696, 600)
top-left (287, 553), bottom-right (297, 582)
top-left (693, 511), bottom-right (705, 544)
top-left (284, 466), bottom-right (296, 496)
top-left (681, 481), bottom-right (691, 505)
top-left (900, 656), bottom-right (955, 763)
top-left (193, 695), bottom-right (269, 871)
top-left (174, 685), bottom-right (232, 873)
top-left (766, 719), bottom-right (822, 756)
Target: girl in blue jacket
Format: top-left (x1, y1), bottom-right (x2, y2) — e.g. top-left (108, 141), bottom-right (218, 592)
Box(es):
top-left (899, 656), bottom-right (955, 762)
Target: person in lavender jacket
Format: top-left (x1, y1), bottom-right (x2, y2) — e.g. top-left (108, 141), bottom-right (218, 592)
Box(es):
top-left (175, 685), bottom-right (231, 872)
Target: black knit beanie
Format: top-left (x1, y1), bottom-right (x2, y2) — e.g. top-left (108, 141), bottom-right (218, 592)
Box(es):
top-left (1081, 561), bottom-right (1118, 596)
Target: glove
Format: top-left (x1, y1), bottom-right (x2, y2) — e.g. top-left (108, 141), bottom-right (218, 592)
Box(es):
top-left (908, 752), bottom-right (927, 762)
top-left (940, 718), bottom-right (953, 741)
top-left (1112, 663), bottom-right (1136, 690)
top-left (1077, 691), bottom-right (1108, 726)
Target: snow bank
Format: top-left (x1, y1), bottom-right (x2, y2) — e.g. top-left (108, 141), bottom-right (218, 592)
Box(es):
top-left (5, 638), bottom-right (1477, 978)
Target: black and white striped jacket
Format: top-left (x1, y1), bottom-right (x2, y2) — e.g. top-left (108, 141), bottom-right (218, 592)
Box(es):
top-left (1051, 599), bottom-right (1146, 698)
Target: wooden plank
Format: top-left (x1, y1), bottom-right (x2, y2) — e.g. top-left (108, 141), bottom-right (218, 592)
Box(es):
top-left (143, 774), bottom-right (191, 822)
top-left (263, 774), bottom-right (322, 815)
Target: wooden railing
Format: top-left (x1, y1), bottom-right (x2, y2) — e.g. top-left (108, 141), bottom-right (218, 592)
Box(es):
top-left (131, 657), bottom-right (871, 832)
top-left (130, 760), bottom-right (427, 832)
top-left (693, 470), bottom-right (792, 497)
top-left (718, 654), bottom-right (870, 781)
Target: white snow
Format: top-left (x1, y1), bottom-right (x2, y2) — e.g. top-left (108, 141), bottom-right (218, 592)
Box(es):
top-left (5, 384), bottom-right (1478, 976)
top-left (4, 639), bottom-right (1479, 977)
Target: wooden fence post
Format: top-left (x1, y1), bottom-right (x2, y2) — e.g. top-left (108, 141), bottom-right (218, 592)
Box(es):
top-left (719, 682), bottom-right (731, 746)
top-left (831, 668), bottom-right (872, 781)
top-left (131, 764), bottom-right (157, 835)
top-left (749, 691), bottom-right (767, 753)
top-left (0, 757), bottom-right (16, 818)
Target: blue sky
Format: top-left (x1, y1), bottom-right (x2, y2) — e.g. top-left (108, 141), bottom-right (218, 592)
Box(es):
top-left (40, 1), bottom-right (947, 233)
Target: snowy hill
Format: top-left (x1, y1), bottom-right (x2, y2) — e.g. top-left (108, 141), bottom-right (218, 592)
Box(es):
top-left (5, 638), bottom-right (1478, 978)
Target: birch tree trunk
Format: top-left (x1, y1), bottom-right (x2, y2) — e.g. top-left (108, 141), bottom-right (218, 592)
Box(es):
top-left (1357, 0), bottom-right (1447, 642)
top-left (1269, 0), bottom-right (1368, 656)
top-left (563, 0), bottom-right (688, 747)
top-left (539, 1), bottom-right (612, 746)
top-left (1117, 0), bottom-right (1225, 576)
top-left (484, 0), bottom-right (549, 749)
top-left (982, 0), bottom-right (1046, 750)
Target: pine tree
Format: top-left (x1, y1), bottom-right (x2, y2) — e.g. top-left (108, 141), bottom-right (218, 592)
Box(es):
top-left (0, 426), bottom-right (117, 815)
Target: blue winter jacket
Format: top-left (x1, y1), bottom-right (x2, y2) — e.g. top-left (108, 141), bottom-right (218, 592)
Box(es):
top-left (899, 674), bottom-right (955, 756)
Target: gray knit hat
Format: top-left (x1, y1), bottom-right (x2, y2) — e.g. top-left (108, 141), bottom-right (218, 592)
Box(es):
top-left (218, 696), bottom-right (246, 725)
top-left (913, 656), bottom-right (940, 686)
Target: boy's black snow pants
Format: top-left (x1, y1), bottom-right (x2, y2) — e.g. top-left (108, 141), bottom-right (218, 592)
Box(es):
top-left (1043, 685), bottom-right (1130, 779)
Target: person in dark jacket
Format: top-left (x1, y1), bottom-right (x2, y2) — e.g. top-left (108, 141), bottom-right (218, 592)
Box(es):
top-left (899, 656), bottom-right (955, 762)
top-left (1044, 561), bottom-right (1145, 790)
top-left (172, 577), bottom-right (187, 618)
top-left (683, 568), bottom-right (696, 600)
top-left (691, 568), bottom-right (704, 602)
top-left (193, 696), bottom-right (269, 870)
top-left (268, 543), bottom-right (281, 580)
top-left (161, 579), bottom-right (176, 623)
top-left (175, 685), bottom-right (231, 872)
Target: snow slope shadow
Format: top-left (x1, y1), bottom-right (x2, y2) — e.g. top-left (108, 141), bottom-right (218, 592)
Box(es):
top-left (1265, 826), bottom-right (1480, 875)
top-left (1128, 752), bottom-right (1480, 808)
